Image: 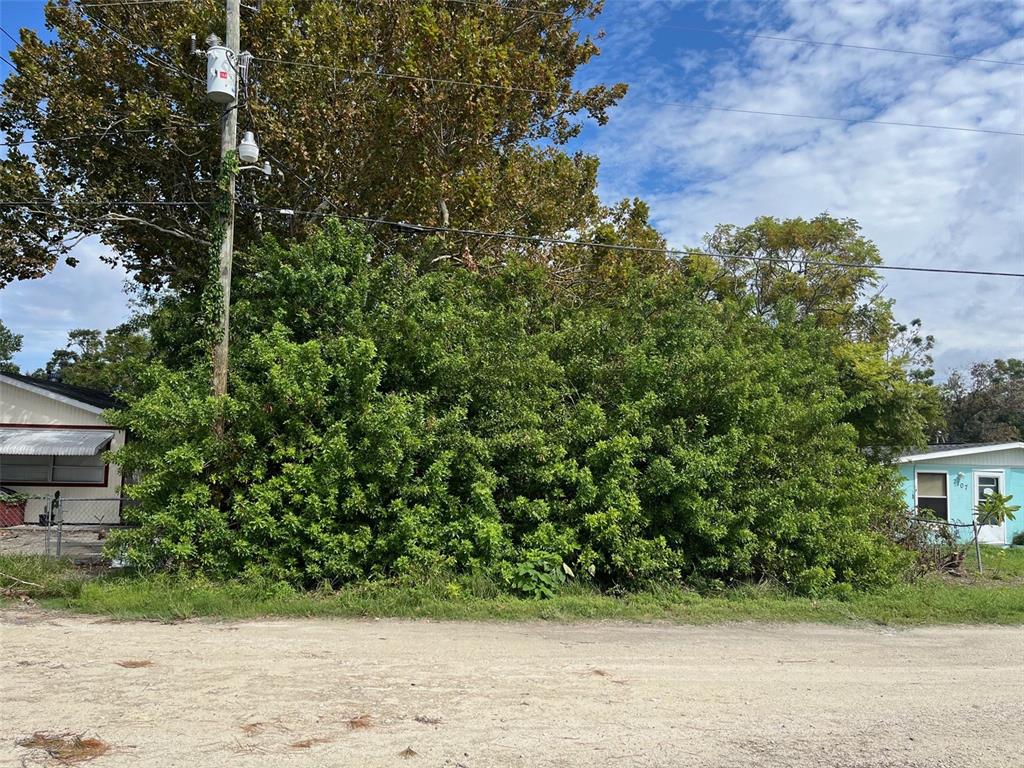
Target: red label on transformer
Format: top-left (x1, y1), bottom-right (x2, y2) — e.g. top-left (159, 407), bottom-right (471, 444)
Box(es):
top-left (219, 71), bottom-right (228, 79)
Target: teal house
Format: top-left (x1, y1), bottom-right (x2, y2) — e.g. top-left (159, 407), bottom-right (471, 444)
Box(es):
top-left (897, 442), bottom-right (1024, 545)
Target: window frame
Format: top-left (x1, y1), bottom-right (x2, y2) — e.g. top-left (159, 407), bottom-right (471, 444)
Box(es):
top-left (0, 454), bottom-right (109, 488)
top-left (915, 470), bottom-right (949, 522)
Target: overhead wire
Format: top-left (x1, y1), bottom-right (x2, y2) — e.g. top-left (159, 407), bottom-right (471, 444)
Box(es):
top-left (6, 3), bottom-right (1021, 280)
top-left (377, 1), bottom-right (1024, 67)
top-left (254, 208), bottom-right (1024, 279)
top-left (76, 0), bottom-right (194, 6)
top-left (250, 54), bottom-right (1024, 137)
top-left (0, 123), bottom-right (213, 149)
top-left (0, 25), bottom-right (19, 73)
top-left (626, 23), bottom-right (1024, 67)
top-left (244, 157), bottom-right (1024, 279)
top-left (70, 0), bottom-right (203, 83)
top-left (0, 199), bottom-right (206, 208)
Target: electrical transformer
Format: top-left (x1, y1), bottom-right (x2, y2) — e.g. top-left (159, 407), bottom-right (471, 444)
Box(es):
top-left (206, 45), bottom-right (237, 104)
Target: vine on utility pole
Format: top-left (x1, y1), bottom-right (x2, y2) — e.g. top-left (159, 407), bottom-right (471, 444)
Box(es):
top-left (212, 0), bottom-right (241, 405)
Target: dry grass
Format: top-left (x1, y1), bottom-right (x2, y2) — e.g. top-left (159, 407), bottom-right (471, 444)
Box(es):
top-left (115, 659), bottom-right (153, 668)
top-left (289, 737), bottom-right (332, 749)
top-left (16, 732), bottom-right (109, 763)
top-left (347, 714), bottom-right (373, 730)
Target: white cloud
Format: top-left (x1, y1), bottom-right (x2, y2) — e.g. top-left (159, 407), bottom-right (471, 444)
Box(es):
top-left (4, 0), bottom-right (1021, 382)
top-left (585, 0), bottom-right (1024, 378)
top-left (1, 241), bottom-right (132, 372)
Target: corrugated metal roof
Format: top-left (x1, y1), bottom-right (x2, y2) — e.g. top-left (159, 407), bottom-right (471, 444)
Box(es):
top-left (0, 428), bottom-right (114, 456)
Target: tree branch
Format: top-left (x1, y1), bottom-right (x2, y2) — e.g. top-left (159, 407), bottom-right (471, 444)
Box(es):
top-left (99, 213), bottom-right (211, 246)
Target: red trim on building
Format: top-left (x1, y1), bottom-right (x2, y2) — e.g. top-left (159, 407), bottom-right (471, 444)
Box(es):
top-left (0, 424), bottom-right (119, 488)
top-left (0, 423), bottom-right (115, 430)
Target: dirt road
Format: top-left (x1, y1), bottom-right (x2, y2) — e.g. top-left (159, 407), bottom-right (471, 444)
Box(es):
top-left (1, 610), bottom-right (1021, 767)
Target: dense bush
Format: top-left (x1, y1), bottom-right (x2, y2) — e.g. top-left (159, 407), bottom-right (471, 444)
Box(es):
top-left (107, 223), bottom-right (913, 595)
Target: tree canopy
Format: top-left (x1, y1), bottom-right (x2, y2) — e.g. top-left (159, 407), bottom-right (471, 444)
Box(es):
top-left (31, 324), bottom-right (151, 394)
top-left (0, 0), bottom-right (642, 289)
top-left (941, 359), bottom-right (1024, 443)
top-left (107, 222), bottom-right (915, 595)
top-left (0, 320), bottom-right (22, 374)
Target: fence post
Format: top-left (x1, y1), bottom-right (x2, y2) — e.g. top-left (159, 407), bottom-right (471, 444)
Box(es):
top-left (44, 495), bottom-right (53, 557)
top-left (55, 495), bottom-right (64, 558)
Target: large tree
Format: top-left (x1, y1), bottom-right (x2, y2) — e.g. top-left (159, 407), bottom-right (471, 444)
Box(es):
top-left (689, 215), bottom-right (939, 454)
top-left (941, 359), bottom-right (1024, 443)
top-left (0, 320), bottom-right (23, 374)
top-left (33, 324), bottom-right (151, 394)
top-left (1, 0), bottom-right (631, 289)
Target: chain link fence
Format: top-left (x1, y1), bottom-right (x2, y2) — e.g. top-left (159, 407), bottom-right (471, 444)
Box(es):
top-left (0, 491), bottom-right (131, 560)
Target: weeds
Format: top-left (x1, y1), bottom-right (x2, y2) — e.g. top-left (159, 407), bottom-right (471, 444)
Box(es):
top-left (16, 732), bottom-right (109, 763)
top-left (0, 555), bottom-right (87, 600)
top-left (347, 715), bottom-right (372, 730)
top-left (3, 549), bottom-right (1023, 626)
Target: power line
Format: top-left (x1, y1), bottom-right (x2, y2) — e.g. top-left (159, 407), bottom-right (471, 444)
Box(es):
top-left (0, 199), bottom-right (205, 208)
top-left (655, 102), bottom-right (1023, 137)
top-left (253, 204), bottom-right (1024, 278)
top-left (7, 196), bottom-right (1019, 278)
top-left (252, 54), bottom-right (1024, 137)
top-left (254, 147), bottom-right (1024, 280)
top-left (77, 0), bottom-right (195, 6)
top-left (0, 25), bottom-right (20, 47)
top-left (654, 24), bottom-right (1024, 67)
top-left (71, 1), bottom-right (202, 83)
top-left (0, 25), bottom-right (18, 73)
top-left (0, 123), bottom-right (212, 149)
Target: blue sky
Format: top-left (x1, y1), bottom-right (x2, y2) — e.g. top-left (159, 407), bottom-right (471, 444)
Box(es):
top-left (2, 0), bottom-right (1022, 377)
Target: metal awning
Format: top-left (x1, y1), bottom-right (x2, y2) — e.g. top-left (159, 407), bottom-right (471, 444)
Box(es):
top-left (0, 428), bottom-right (114, 456)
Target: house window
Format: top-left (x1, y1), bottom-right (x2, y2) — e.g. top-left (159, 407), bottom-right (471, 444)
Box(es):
top-left (0, 454), bottom-right (106, 485)
top-left (916, 471), bottom-right (948, 521)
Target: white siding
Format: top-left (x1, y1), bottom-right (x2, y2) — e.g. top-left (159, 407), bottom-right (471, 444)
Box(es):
top-left (1, 380), bottom-right (124, 524)
top-left (0, 381), bottom-right (107, 426)
top-left (909, 447), bottom-right (1024, 468)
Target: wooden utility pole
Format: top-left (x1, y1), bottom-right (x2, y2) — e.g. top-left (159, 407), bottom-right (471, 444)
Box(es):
top-left (212, 0), bottom-right (241, 401)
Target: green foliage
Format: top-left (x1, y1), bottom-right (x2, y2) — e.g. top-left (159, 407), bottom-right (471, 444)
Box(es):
top-left (0, 555), bottom-right (87, 600)
top-left (975, 492), bottom-right (1019, 528)
top-left (1012, 531), bottom-right (1024, 547)
top-left (107, 223), bottom-right (917, 595)
top-left (0, 1), bottom-right (626, 289)
top-left (510, 553), bottom-right (568, 599)
top-left (940, 359), bottom-right (1024, 443)
top-left (692, 215), bottom-right (938, 454)
top-left (0, 320), bottom-right (22, 373)
top-left (32, 570), bottom-right (1024, 626)
top-left (33, 324), bottom-right (150, 394)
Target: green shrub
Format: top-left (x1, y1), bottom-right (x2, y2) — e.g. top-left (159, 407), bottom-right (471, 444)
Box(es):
top-left (106, 222), bottom-right (914, 593)
top-left (1012, 531), bottom-right (1024, 546)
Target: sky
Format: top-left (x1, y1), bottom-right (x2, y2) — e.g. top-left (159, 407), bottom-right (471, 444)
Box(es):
top-left (1, 0), bottom-right (1022, 377)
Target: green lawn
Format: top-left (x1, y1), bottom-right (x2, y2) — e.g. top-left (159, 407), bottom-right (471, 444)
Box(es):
top-left (2, 548), bottom-right (1022, 625)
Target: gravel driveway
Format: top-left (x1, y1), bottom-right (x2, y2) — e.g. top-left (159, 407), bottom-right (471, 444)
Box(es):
top-left (1, 610), bottom-right (1021, 767)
